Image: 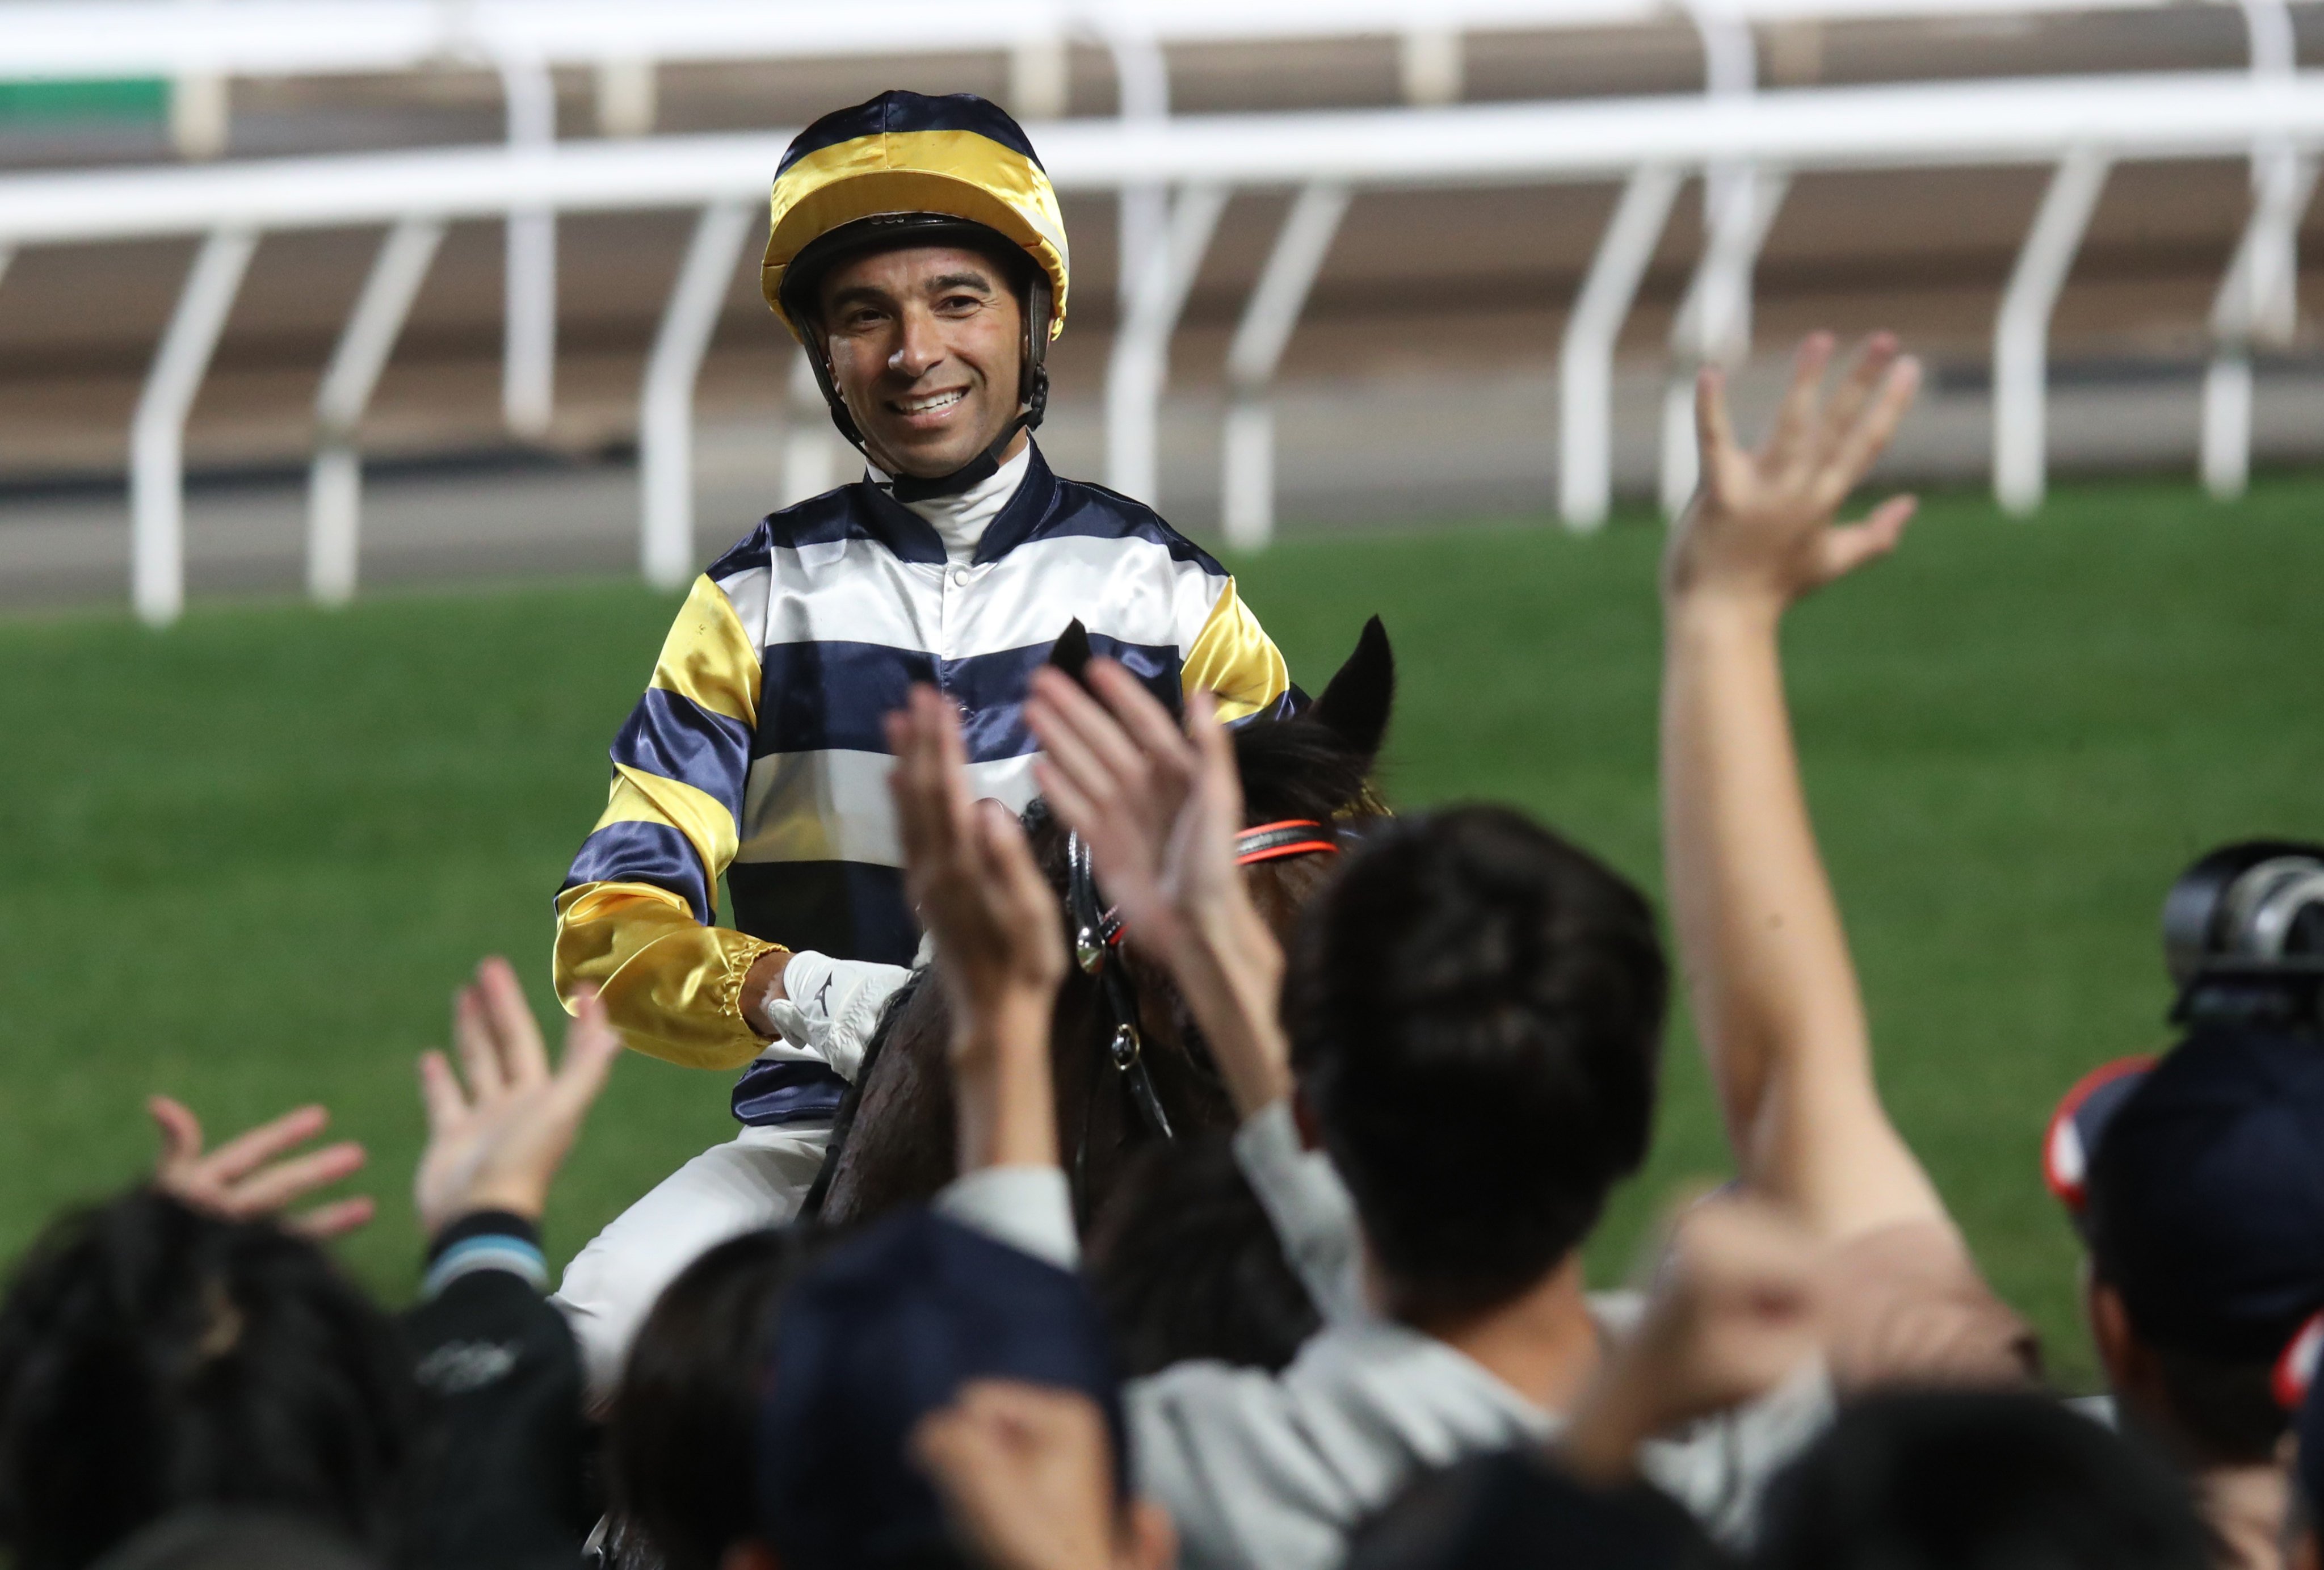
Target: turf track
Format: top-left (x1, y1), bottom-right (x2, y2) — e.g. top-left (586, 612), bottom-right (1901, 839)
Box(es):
top-left (3, 472), bottom-right (2321, 1385)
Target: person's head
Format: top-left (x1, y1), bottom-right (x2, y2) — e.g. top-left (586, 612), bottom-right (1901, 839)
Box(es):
top-left (607, 1228), bottom-right (823, 1570)
top-left (1288, 805), bottom-right (1666, 1324)
top-left (764, 91), bottom-right (1069, 492)
top-left (1347, 1450), bottom-right (1724, 1570)
top-left (87, 1509), bottom-right (373, 1570)
top-left (2040, 841), bottom-right (2324, 1467)
top-left (1085, 1134), bottom-right (1322, 1377)
top-left (1752, 1389), bottom-right (2210, 1570)
top-left (0, 1191), bottom-right (418, 1570)
top-left (2056, 1027), bottom-right (2324, 1466)
top-left (749, 1209), bottom-right (1150, 1570)
top-left (2295, 1367), bottom-right (2324, 1570)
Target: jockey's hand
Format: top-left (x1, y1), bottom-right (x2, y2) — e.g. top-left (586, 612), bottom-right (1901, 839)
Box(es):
top-left (151, 1096), bottom-right (373, 1240)
top-left (1027, 662), bottom-right (1291, 1117)
top-left (889, 685), bottom-right (1066, 1169)
top-left (1664, 331), bottom-right (1920, 622)
top-left (412, 956), bottom-right (621, 1240)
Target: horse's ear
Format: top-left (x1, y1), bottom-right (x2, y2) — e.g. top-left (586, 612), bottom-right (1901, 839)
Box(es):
top-left (1309, 616), bottom-right (1394, 762)
top-left (1048, 618), bottom-right (1093, 685)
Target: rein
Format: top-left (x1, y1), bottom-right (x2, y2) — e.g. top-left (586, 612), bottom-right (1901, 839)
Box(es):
top-left (1064, 819), bottom-right (1341, 1151)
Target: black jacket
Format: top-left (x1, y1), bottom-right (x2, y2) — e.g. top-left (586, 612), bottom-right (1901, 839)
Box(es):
top-left (401, 1213), bottom-right (591, 1570)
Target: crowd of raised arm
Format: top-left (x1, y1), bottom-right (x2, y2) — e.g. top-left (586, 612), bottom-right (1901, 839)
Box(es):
top-left (9, 329), bottom-right (2324, 1570)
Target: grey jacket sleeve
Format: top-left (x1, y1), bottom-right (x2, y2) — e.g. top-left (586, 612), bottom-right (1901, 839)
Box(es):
top-left (1232, 1101), bottom-right (1367, 1325)
top-left (933, 1165), bottom-right (1081, 1271)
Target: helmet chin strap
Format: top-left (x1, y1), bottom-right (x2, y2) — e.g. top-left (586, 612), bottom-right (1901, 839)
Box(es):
top-left (883, 399), bottom-right (1036, 504)
top-left (799, 274), bottom-right (1053, 506)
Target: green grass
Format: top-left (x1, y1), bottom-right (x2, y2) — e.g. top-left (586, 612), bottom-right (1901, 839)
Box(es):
top-left (3, 471), bottom-right (2320, 1388)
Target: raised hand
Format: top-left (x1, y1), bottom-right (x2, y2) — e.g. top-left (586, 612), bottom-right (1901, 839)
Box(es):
top-left (1562, 1195), bottom-right (1824, 1483)
top-left (151, 1095), bottom-right (373, 1239)
top-left (1026, 661), bottom-right (1290, 1117)
top-left (1659, 329), bottom-right (1955, 1245)
top-left (913, 1380), bottom-right (1175, 1570)
top-left (1665, 331), bottom-right (1922, 615)
top-left (889, 685), bottom-right (1067, 1037)
top-left (413, 956), bottom-right (622, 1239)
top-left (1024, 662), bottom-right (1247, 971)
top-left (887, 685), bottom-right (1065, 1169)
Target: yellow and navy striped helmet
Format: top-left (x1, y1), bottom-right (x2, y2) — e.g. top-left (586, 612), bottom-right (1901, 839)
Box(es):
top-left (763, 90), bottom-right (1071, 492)
top-left (763, 90), bottom-right (1069, 341)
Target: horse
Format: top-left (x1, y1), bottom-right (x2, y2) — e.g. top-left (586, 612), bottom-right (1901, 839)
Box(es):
top-left (808, 615), bottom-right (1397, 1235)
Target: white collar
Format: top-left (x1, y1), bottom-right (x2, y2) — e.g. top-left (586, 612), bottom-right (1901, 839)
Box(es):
top-left (867, 444), bottom-right (1033, 566)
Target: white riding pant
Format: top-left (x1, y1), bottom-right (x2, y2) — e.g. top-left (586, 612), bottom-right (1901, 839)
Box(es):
top-left (552, 1119), bottom-right (833, 1403)
top-left (550, 948), bottom-right (915, 1404)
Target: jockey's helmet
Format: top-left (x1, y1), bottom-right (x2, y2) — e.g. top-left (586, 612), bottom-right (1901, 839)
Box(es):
top-left (763, 90), bottom-right (1071, 497)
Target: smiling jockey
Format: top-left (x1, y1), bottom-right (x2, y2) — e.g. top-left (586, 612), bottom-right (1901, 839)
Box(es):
top-left (547, 90), bottom-right (1293, 1391)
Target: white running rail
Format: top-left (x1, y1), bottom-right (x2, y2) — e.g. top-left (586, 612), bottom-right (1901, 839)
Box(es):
top-left (0, 0), bottom-right (2232, 82)
top-left (3, 71), bottom-right (2323, 615)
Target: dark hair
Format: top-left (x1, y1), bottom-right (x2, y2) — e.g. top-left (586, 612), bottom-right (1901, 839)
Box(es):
top-left (87, 1509), bottom-right (373, 1570)
top-left (1085, 1134), bottom-right (1321, 1376)
top-left (0, 1191), bottom-right (418, 1570)
top-left (1752, 1390), bottom-right (2211, 1570)
top-left (2133, 1334), bottom-right (2285, 1466)
top-left (607, 1228), bottom-right (822, 1570)
top-left (1289, 806), bottom-right (1666, 1319)
top-left (1348, 1450), bottom-right (1725, 1570)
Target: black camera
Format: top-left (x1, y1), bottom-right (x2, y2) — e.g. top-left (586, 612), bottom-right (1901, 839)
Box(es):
top-left (2163, 841), bottom-right (2324, 1029)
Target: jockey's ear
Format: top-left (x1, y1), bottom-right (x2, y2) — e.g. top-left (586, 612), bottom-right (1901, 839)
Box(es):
top-left (1046, 618), bottom-right (1094, 687)
top-left (1309, 615), bottom-right (1394, 766)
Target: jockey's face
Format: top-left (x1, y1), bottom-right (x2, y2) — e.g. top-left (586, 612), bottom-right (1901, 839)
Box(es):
top-left (817, 244), bottom-right (1027, 480)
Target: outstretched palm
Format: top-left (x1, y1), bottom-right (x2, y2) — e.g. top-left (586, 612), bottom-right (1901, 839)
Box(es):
top-left (1026, 662), bottom-right (1293, 1116)
top-left (1024, 661), bottom-right (1246, 972)
top-left (1667, 332), bottom-right (1923, 611)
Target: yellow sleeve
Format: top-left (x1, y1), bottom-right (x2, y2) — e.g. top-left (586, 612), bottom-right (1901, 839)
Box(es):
top-left (552, 574), bottom-right (778, 1070)
top-left (554, 883), bottom-right (776, 1072)
top-left (1181, 576), bottom-right (1291, 723)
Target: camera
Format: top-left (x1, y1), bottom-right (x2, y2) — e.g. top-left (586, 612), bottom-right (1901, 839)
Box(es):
top-left (2163, 841), bottom-right (2324, 1029)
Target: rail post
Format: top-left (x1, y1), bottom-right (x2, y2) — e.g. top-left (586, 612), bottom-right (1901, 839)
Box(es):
top-left (640, 200), bottom-right (754, 589)
top-left (2201, 0), bottom-right (2310, 500)
top-left (1558, 165), bottom-right (1682, 532)
top-left (1104, 183), bottom-right (1228, 506)
top-left (1993, 147), bottom-right (2110, 515)
top-left (308, 216), bottom-right (444, 606)
top-left (1220, 180), bottom-right (1348, 551)
top-left (497, 51), bottom-right (557, 440)
top-left (131, 226), bottom-right (257, 626)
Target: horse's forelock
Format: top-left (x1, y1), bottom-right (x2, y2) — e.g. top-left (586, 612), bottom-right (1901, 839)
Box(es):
top-left (1230, 716), bottom-right (1380, 827)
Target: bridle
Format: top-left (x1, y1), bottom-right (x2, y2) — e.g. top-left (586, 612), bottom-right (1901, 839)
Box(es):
top-left (1064, 820), bottom-right (1342, 1143)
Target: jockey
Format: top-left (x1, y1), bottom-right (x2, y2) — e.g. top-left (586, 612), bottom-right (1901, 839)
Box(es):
top-left (548, 89), bottom-right (1293, 1392)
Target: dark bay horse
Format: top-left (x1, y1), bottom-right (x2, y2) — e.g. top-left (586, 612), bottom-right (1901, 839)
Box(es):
top-left (809, 615), bottom-right (1396, 1235)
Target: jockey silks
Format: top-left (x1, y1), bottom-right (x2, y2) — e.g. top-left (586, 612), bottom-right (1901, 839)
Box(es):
top-left (552, 440), bottom-right (1291, 1072)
